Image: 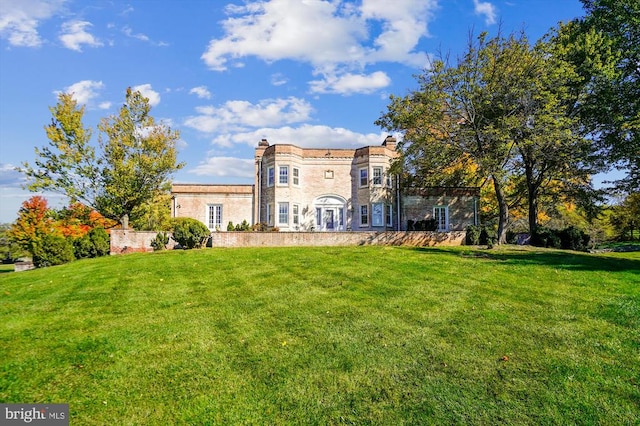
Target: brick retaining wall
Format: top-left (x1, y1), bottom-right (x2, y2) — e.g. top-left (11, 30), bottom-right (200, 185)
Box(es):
top-left (110, 230), bottom-right (465, 254)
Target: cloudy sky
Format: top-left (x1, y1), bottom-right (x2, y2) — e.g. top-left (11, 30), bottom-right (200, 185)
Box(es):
top-left (0, 0), bottom-right (585, 223)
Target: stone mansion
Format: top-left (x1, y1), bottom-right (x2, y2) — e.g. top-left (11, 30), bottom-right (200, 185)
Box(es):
top-left (170, 136), bottom-right (479, 233)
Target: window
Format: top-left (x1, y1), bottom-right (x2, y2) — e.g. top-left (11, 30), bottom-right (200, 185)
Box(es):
top-left (278, 202), bottom-right (289, 225)
top-left (372, 203), bottom-right (383, 226)
top-left (385, 204), bottom-right (393, 227)
top-left (279, 166), bottom-right (289, 185)
top-left (267, 166), bottom-right (275, 187)
top-left (372, 167), bottom-right (383, 186)
top-left (293, 204), bottom-right (300, 225)
top-left (359, 168), bottom-right (368, 187)
top-left (360, 205), bottom-right (369, 226)
top-left (293, 168), bottom-right (300, 185)
top-left (267, 204), bottom-right (273, 226)
top-left (434, 206), bottom-right (448, 231)
top-left (386, 173), bottom-right (392, 188)
top-left (339, 207), bottom-right (344, 228)
top-left (316, 208), bottom-right (322, 228)
top-left (208, 204), bottom-right (222, 230)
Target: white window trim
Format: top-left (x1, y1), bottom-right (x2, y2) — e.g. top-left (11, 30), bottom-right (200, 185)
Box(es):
top-left (372, 167), bottom-right (383, 186)
top-left (385, 204), bottom-right (393, 227)
top-left (434, 206), bottom-right (449, 231)
top-left (293, 204), bottom-right (300, 226)
top-left (371, 202), bottom-right (384, 227)
top-left (293, 167), bottom-right (300, 186)
top-left (360, 204), bottom-right (369, 226)
top-left (278, 165), bottom-right (289, 186)
top-left (266, 204), bottom-right (273, 226)
top-left (278, 202), bottom-right (289, 225)
top-left (359, 168), bottom-right (368, 187)
top-left (267, 166), bottom-right (275, 187)
top-left (207, 204), bottom-right (223, 230)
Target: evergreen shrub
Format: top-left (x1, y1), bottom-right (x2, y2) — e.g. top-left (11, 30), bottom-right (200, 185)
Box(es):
top-left (171, 218), bottom-right (210, 249)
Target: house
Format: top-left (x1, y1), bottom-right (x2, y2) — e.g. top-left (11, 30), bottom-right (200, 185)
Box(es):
top-left (171, 136), bottom-right (479, 232)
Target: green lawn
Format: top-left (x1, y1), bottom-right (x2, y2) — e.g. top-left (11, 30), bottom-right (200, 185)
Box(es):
top-left (1, 246), bottom-right (638, 425)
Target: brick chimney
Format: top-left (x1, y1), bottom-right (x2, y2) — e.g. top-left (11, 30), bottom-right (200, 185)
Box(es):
top-left (382, 135), bottom-right (397, 150)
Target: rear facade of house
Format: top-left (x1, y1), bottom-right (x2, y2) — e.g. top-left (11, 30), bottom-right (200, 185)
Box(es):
top-left (171, 136), bottom-right (479, 233)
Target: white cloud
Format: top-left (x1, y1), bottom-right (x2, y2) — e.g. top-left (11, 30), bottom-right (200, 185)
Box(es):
top-left (473, 0), bottom-right (497, 25)
top-left (132, 84), bottom-right (161, 107)
top-left (309, 71), bottom-right (391, 95)
top-left (121, 25), bottom-right (168, 46)
top-left (189, 86), bottom-right (212, 99)
top-left (59, 20), bottom-right (103, 51)
top-left (184, 97), bottom-right (313, 133)
top-left (271, 73), bottom-right (288, 87)
top-left (0, 0), bottom-right (65, 47)
top-left (60, 80), bottom-right (104, 105)
top-left (210, 124), bottom-right (386, 150)
top-left (0, 163), bottom-right (25, 188)
top-left (201, 0), bottom-right (436, 94)
top-left (98, 101), bottom-right (111, 110)
top-left (188, 157), bottom-right (255, 178)
top-left (122, 25), bottom-right (149, 42)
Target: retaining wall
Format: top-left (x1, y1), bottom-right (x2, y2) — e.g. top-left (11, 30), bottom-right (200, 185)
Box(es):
top-left (110, 230), bottom-right (465, 254)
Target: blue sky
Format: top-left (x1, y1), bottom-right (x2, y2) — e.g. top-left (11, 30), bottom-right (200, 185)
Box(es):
top-left (0, 0), bottom-right (586, 223)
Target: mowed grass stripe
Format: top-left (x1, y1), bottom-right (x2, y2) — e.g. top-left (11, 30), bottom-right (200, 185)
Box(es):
top-left (1, 246), bottom-right (638, 425)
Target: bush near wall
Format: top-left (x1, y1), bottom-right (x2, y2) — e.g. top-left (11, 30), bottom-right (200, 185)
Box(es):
top-left (171, 218), bottom-right (210, 249)
top-left (465, 225), bottom-right (497, 246)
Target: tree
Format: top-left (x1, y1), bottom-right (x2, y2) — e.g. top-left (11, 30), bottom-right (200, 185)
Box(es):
top-left (21, 88), bottom-right (184, 229)
top-left (509, 38), bottom-right (597, 235)
top-left (610, 192), bottom-right (640, 240)
top-left (556, 0), bottom-right (640, 192)
top-left (7, 196), bottom-right (55, 257)
top-left (377, 31), bottom-right (592, 243)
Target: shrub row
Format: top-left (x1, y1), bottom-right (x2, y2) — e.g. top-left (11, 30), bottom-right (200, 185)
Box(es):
top-left (407, 219), bottom-right (438, 231)
top-left (32, 228), bottom-right (110, 268)
top-left (465, 225), bottom-right (497, 246)
top-left (531, 226), bottom-right (590, 251)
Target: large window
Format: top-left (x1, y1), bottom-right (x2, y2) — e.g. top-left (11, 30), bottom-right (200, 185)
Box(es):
top-left (360, 205), bottom-right (369, 226)
top-left (208, 204), bottom-right (222, 230)
top-left (372, 202), bottom-right (384, 226)
top-left (293, 167), bottom-right (300, 186)
top-left (434, 206), bottom-right (448, 231)
top-left (359, 168), bottom-right (368, 187)
top-left (278, 202), bottom-right (289, 225)
top-left (372, 167), bottom-right (383, 186)
top-left (267, 166), bottom-right (275, 187)
top-left (279, 166), bottom-right (289, 185)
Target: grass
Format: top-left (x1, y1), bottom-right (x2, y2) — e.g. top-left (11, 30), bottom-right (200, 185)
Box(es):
top-left (0, 246), bottom-right (638, 425)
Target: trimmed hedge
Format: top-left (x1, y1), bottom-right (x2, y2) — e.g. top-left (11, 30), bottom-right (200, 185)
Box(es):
top-left (531, 226), bottom-right (590, 251)
top-left (171, 218), bottom-right (210, 249)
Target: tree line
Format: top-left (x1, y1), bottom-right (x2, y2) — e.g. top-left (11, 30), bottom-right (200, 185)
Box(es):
top-left (376, 0), bottom-right (638, 244)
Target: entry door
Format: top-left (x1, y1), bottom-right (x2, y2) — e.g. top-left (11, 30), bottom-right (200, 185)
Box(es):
top-left (325, 209), bottom-right (335, 230)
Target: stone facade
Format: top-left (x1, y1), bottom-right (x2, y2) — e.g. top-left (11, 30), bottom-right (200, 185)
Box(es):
top-left (170, 137), bottom-right (479, 233)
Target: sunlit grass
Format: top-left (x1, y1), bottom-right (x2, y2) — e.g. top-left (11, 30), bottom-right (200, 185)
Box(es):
top-left (1, 246), bottom-right (638, 424)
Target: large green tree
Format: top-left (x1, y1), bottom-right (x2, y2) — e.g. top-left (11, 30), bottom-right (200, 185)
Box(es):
top-left (377, 31), bottom-right (592, 242)
top-left (22, 88), bottom-right (184, 229)
top-left (555, 0), bottom-right (639, 192)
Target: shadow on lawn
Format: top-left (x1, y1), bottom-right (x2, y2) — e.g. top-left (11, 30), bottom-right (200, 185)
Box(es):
top-left (414, 247), bottom-right (640, 274)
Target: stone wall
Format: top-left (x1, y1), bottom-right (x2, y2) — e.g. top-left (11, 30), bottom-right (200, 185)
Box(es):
top-left (110, 230), bottom-right (178, 255)
top-left (209, 231), bottom-right (465, 248)
top-left (110, 229), bottom-right (465, 254)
